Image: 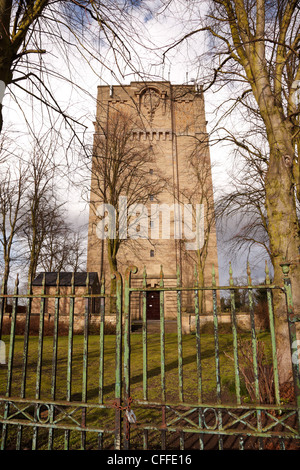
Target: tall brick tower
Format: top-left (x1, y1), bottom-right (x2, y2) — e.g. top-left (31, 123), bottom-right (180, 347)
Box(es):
top-left (87, 81), bottom-right (219, 322)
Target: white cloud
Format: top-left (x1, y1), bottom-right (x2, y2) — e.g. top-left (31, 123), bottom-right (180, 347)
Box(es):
top-left (1, 3), bottom-right (241, 278)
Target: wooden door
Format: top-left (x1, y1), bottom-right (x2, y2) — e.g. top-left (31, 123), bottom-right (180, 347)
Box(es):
top-left (146, 291), bottom-right (160, 320)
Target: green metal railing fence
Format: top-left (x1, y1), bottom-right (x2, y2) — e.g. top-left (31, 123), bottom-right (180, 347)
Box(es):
top-left (0, 262), bottom-right (299, 450)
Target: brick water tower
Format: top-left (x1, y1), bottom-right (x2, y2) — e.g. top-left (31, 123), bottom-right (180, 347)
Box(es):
top-left (87, 81), bottom-right (219, 324)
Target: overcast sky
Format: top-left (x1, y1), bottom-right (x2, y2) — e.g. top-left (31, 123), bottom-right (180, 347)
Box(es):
top-left (1, 1), bottom-right (268, 285)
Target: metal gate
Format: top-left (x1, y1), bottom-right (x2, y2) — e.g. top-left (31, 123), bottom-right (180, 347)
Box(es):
top-left (0, 262), bottom-right (299, 450)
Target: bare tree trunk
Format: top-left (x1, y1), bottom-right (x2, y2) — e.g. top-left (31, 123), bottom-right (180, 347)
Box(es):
top-left (27, 223), bottom-right (39, 286)
top-left (0, 0), bottom-right (13, 134)
top-left (248, 45), bottom-right (299, 383)
top-left (265, 143), bottom-right (300, 383)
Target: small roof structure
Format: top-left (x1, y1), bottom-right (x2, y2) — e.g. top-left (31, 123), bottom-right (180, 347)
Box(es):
top-left (32, 272), bottom-right (99, 287)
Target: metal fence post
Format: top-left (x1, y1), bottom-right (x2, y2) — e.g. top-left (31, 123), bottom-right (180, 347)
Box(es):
top-left (123, 266), bottom-right (137, 450)
top-left (113, 271), bottom-right (123, 450)
top-left (1, 274), bottom-right (19, 450)
top-left (281, 262), bottom-right (300, 432)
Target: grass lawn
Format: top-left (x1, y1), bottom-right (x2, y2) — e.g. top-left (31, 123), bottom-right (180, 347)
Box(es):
top-left (0, 329), bottom-right (273, 449)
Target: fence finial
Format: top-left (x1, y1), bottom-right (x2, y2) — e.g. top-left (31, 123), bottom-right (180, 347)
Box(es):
top-left (71, 272), bottom-right (75, 294)
top-left (42, 272), bottom-right (46, 293)
top-left (229, 262), bottom-right (234, 286)
top-left (27, 271), bottom-right (33, 295)
top-left (14, 274), bottom-right (19, 296)
top-left (160, 265), bottom-right (164, 279)
top-left (160, 265), bottom-right (164, 286)
top-left (212, 264), bottom-right (216, 287)
top-left (280, 259), bottom-right (290, 278)
top-left (176, 264), bottom-right (180, 287)
top-left (247, 262), bottom-right (252, 286)
top-left (265, 260), bottom-right (270, 284)
top-left (56, 272), bottom-right (60, 295)
top-left (100, 276), bottom-right (105, 295)
top-left (85, 272), bottom-right (89, 296)
top-left (194, 263), bottom-right (198, 287)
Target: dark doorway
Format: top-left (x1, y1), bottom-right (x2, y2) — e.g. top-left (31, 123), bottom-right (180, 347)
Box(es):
top-left (146, 291), bottom-right (160, 320)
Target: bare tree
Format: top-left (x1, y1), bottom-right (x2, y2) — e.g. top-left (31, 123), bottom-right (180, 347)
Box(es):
top-left (0, 135), bottom-right (87, 288)
top-left (217, 125), bottom-right (271, 267)
top-left (0, 0), bottom-right (156, 135)
top-left (88, 109), bottom-right (166, 304)
top-left (0, 162), bottom-right (27, 307)
top-left (161, 0), bottom-right (300, 383)
top-left (175, 134), bottom-right (218, 313)
top-left (66, 229), bottom-right (87, 272)
top-left (20, 143), bottom-right (65, 284)
top-left (39, 223), bottom-right (86, 273)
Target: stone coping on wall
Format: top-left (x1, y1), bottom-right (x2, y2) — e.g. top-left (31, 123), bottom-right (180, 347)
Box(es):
top-left (1, 311), bottom-right (262, 335)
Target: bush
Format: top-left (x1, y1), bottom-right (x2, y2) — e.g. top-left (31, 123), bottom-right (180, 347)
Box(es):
top-left (225, 338), bottom-right (275, 404)
top-left (199, 321), bottom-right (244, 335)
